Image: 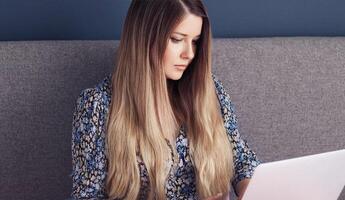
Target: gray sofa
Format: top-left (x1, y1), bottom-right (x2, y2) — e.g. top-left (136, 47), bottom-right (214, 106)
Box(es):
top-left (1, 37), bottom-right (345, 200)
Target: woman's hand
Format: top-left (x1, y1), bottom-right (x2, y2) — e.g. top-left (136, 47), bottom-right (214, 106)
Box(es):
top-left (204, 191), bottom-right (230, 200)
top-left (235, 178), bottom-right (250, 200)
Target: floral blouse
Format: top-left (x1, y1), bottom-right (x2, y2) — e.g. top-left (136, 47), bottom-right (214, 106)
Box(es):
top-left (70, 73), bottom-right (260, 199)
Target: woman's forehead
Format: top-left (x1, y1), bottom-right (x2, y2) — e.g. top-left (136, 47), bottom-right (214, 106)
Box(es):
top-left (172, 14), bottom-right (202, 38)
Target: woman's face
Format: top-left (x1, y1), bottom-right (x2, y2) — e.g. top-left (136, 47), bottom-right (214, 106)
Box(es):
top-left (163, 13), bottom-right (203, 80)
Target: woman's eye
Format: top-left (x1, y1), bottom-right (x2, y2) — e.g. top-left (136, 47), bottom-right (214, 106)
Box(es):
top-left (171, 37), bottom-right (182, 43)
top-left (170, 37), bottom-right (199, 46)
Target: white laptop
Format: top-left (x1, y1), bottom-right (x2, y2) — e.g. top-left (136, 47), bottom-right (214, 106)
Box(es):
top-left (242, 149), bottom-right (345, 200)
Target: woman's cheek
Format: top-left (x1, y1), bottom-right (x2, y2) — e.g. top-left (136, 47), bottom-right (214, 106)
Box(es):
top-left (172, 44), bottom-right (182, 56)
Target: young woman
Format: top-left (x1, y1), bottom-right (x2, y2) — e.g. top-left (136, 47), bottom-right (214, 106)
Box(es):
top-left (71, 0), bottom-right (260, 199)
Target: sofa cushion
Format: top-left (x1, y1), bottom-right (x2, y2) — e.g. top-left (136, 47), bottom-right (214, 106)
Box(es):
top-left (1, 38), bottom-right (344, 199)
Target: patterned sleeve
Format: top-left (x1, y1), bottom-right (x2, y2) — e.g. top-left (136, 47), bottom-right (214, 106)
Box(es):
top-left (211, 74), bottom-right (261, 195)
top-left (70, 88), bottom-right (108, 199)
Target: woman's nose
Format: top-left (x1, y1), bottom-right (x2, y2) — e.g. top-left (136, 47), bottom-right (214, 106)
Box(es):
top-left (181, 42), bottom-right (195, 60)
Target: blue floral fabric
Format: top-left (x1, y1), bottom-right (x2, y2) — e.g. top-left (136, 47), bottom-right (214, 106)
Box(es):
top-left (71, 73), bottom-right (260, 199)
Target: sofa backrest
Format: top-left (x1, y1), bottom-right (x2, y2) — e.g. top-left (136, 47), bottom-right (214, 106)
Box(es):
top-left (1, 38), bottom-right (344, 199)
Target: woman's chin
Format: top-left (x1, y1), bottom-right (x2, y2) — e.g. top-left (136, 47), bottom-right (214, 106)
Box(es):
top-left (165, 71), bottom-right (184, 80)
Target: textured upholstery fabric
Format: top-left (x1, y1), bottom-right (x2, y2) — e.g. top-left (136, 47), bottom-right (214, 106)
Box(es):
top-left (1, 38), bottom-right (344, 199)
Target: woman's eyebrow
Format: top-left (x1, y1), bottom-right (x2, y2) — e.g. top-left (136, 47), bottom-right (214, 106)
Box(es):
top-left (173, 32), bottom-right (200, 39)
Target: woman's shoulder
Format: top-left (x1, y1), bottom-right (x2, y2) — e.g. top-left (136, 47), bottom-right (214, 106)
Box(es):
top-left (95, 73), bottom-right (112, 99)
top-left (72, 74), bottom-right (113, 143)
top-left (211, 73), bottom-right (238, 129)
top-left (92, 73), bottom-right (112, 105)
top-left (76, 74), bottom-right (112, 110)
top-left (211, 73), bottom-right (233, 103)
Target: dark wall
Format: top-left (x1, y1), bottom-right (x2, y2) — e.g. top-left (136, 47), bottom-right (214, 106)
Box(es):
top-left (1, 0), bottom-right (345, 40)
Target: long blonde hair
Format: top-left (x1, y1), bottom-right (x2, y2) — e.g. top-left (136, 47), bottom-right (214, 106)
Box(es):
top-left (106, 0), bottom-right (233, 199)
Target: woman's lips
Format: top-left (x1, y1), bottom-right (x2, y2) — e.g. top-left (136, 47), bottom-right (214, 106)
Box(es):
top-left (174, 65), bottom-right (187, 70)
